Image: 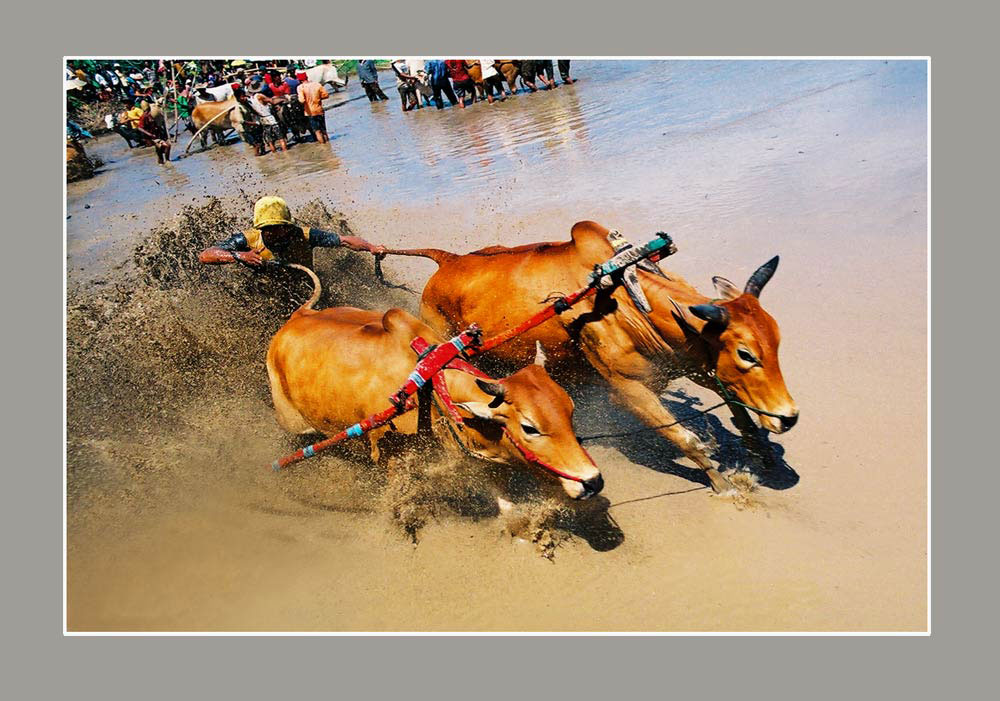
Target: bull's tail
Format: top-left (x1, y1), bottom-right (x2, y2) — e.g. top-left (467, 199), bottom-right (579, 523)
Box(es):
top-left (286, 263), bottom-right (322, 314)
top-left (379, 247), bottom-right (458, 267)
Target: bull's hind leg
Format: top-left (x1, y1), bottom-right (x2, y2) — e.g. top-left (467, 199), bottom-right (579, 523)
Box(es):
top-left (266, 363), bottom-right (316, 435)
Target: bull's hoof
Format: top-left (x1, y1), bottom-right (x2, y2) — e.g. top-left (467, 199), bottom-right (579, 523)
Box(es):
top-left (706, 468), bottom-right (735, 494)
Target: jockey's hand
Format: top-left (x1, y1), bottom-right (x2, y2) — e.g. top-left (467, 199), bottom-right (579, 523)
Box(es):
top-left (237, 250), bottom-right (264, 266)
top-left (370, 244), bottom-right (387, 255)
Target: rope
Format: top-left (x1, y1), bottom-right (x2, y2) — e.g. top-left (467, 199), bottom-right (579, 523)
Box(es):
top-left (373, 253), bottom-right (418, 295)
top-left (710, 375), bottom-right (788, 419)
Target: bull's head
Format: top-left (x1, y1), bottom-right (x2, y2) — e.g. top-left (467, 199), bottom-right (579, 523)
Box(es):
top-left (454, 343), bottom-right (603, 499)
top-left (672, 256), bottom-right (799, 434)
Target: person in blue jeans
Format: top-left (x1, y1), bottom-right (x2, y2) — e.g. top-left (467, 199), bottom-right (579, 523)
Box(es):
top-left (357, 60), bottom-right (389, 102)
top-left (424, 59), bottom-right (459, 109)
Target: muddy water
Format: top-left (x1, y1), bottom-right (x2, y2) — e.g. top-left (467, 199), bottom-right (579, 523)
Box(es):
top-left (67, 60), bottom-right (927, 631)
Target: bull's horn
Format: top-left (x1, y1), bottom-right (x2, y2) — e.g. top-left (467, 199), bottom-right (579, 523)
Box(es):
top-left (688, 304), bottom-right (730, 328)
top-left (744, 256), bottom-right (780, 298)
top-left (476, 378), bottom-right (506, 404)
top-left (534, 341), bottom-right (548, 368)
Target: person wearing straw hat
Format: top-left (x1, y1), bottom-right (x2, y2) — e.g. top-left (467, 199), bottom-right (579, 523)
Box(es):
top-left (198, 196), bottom-right (384, 268)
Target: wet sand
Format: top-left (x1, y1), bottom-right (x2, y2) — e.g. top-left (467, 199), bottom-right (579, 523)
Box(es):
top-left (67, 60), bottom-right (927, 631)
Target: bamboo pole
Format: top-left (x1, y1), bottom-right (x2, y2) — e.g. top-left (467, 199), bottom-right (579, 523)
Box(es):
top-left (171, 60), bottom-right (179, 142)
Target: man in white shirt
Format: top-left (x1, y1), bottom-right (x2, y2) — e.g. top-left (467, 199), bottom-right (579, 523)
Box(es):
top-left (478, 59), bottom-right (506, 104)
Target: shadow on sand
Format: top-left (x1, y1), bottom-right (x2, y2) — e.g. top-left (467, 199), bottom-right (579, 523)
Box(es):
top-left (572, 383), bottom-right (800, 492)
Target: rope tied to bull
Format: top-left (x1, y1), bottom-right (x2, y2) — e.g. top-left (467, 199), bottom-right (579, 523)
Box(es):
top-left (373, 252), bottom-right (418, 294)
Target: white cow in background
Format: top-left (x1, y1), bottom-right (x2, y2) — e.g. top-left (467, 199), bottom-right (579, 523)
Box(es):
top-left (194, 63), bottom-right (347, 105)
top-left (303, 63), bottom-right (348, 91)
top-left (306, 63), bottom-right (347, 90)
top-left (196, 83), bottom-right (234, 103)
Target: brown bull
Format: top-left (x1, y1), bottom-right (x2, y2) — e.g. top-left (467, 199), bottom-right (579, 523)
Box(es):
top-left (266, 268), bottom-right (603, 500)
top-left (188, 98), bottom-right (243, 149)
top-left (386, 221), bottom-right (798, 493)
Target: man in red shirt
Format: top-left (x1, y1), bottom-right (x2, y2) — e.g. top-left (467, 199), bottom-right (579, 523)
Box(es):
top-left (446, 60), bottom-right (475, 107)
top-left (136, 103), bottom-right (171, 164)
top-left (296, 70), bottom-right (330, 143)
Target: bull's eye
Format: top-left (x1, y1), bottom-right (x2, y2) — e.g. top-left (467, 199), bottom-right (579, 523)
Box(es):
top-left (521, 423), bottom-right (541, 436)
top-left (737, 348), bottom-right (758, 365)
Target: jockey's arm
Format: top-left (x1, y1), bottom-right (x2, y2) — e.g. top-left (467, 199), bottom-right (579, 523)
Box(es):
top-left (309, 228), bottom-right (385, 255)
top-left (198, 232), bottom-right (263, 266)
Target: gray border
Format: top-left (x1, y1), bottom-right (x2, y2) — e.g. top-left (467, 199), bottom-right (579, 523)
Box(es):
top-left (9, 0), bottom-right (992, 697)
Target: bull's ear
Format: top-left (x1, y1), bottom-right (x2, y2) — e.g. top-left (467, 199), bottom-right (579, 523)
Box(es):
top-left (533, 341), bottom-right (548, 368)
top-left (456, 401), bottom-right (498, 421)
top-left (689, 304), bottom-right (730, 328)
top-left (712, 276), bottom-right (741, 301)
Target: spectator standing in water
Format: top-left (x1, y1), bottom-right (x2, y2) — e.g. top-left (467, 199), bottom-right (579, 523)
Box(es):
top-left (247, 79), bottom-right (288, 154)
top-left (534, 59), bottom-right (557, 89)
top-left (478, 59), bottom-right (506, 104)
top-left (406, 59), bottom-right (433, 107)
top-left (446, 60), bottom-right (475, 107)
top-left (391, 59), bottom-right (420, 111)
top-left (425, 60), bottom-right (459, 109)
top-left (136, 103), bottom-right (171, 164)
top-left (296, 70), bottom-right (330, 143)
top-left (357, 60), bottom-right (389, 102)
top-left (234, 87), bottom-right (265, 156)
top-left (558, 60), bottom-right (576, 84)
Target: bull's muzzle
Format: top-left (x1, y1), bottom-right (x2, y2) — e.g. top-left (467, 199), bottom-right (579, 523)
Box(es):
top-left (779, 412), bottom-right (799, 431)
top-left (564, 473), bottom-right (604, 500)
top-left (761, 408), bottom-right (799, 434)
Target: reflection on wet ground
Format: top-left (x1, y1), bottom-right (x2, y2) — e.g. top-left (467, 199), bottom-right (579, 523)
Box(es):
top-left (68, 59), bottom-right (926, 287)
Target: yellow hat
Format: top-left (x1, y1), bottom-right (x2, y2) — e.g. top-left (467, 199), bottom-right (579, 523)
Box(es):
top-left (253, 196), bottom-right (294, 229)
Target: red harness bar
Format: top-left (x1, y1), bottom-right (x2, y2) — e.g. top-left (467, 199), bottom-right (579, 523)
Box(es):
top-left (473, 286), bottom-right (597, 355)
top-left (272, 325), bottom-right (483, 471)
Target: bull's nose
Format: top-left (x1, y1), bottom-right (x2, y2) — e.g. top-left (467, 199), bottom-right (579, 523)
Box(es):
top-left (780, 413), bottom-right (799, 431)
top-left (583, 474), bottom-right (604, 495)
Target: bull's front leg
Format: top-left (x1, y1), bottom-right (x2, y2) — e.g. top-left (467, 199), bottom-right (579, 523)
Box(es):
top-left (605, 374), bottom-right (731, 493)
top-left (576, 326), bottom-right (731, 493)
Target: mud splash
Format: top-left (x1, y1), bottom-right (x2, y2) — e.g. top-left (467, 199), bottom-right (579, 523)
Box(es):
top-left (67, 197), bottom-right (587, 556)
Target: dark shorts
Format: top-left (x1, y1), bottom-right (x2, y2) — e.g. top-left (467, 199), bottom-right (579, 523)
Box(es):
top-left (242, 123), bottom-right (262, 145)
top-left (452, 77), bottom-right (475, 97)
top-left (535, 60), bottom-right (554, 80)
top-left (308, 114), bottom-right (326, 132)
top-left (261, 123), bottom-right (283, 144)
